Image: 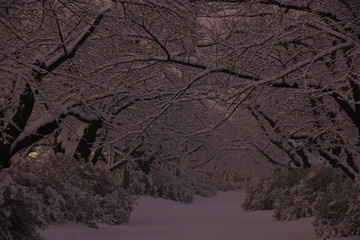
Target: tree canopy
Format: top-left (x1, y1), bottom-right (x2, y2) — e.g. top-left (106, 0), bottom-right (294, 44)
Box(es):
top-left (0, 0), bottom-right (359, 179)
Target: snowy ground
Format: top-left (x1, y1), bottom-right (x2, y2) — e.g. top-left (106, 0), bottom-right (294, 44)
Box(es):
top-left (40, 190), bottom-right (358, 240)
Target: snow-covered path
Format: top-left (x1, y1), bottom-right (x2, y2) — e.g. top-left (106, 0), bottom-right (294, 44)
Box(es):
top-left (40, 191), bottom-right (357, 240)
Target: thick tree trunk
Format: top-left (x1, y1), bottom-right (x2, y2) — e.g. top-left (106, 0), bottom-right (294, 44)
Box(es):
top-left (53, 130), bottom-right (65, 155)
top-left (123, 166), bottom-right (130, 189)
top-left (90, 130), bottom-right (108, 165)
top-left (0, 82), bottom-right (35, 169)
top-left (73, 121), bottom-right (102, 162)
top-left (0, 144), bottom-right (11, 169)
top-left (295, 149), bottom-right (311, 169)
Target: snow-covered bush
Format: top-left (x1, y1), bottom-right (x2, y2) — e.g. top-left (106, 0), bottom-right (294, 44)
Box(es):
top-left (211, 180), bottom-right (239, 192)
top-left (152, 170), bottom-right (194, 204)
top-left (242, 168), bottom-right (305, 211)
top-left (0, 156), bottom-right (135, 240)
top-left (242, 165), bottom-right (360, 238)
top-left (179, 169), bottom-right (218, 198)
top-left (129, 166), bottom-right (217, 204)
top-left (313, 177), bottom-right (360, 238)
top-left (128, 170), bottom-right (158, 197)
top-left (129, 169), bottom-right (194, 203)
top-left (273, 165), bottom-right (345, 221)
top-left (0, 171), bottom-right (44, 240)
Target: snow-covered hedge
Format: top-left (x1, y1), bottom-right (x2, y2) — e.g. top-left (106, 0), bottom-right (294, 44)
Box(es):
top-left (129, 168), bottom-right (217, 204)
top-left (273, 166), bottom-right (346, 221)
top-left (313, 177), bottom-right (360, 238)
top-left (151, 170), bottom-right (194, 204)
top-left (242, 166), bottom-right (360, 238)
top-left (242, 168), bottom-right (305, 211)
top-left (0, 156), bottom-right (135, 240)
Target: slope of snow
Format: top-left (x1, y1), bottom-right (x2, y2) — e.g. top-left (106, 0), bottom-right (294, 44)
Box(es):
top-left (40, 190), bottom-right (358, 240)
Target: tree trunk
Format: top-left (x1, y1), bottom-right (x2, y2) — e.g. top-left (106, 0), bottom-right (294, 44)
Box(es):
top-left (123, 166), bottom-right (130, 189)
top-left (0, 82), bottom-right (35, 170)
top-left (73, 121), bottom-right (102, 162)
top-left (0, 144), bottom-right (11, 169)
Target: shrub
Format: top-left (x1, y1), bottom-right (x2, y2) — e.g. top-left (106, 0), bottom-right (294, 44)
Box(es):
top-left (129, 167), bottom-right (217, 204)
top-left (242, 168), bottom-right (305, 211)
top-left (0, 156), bottom-right (135, 240)
top-left (242, 165), bottom-right (360, 238)
top-left (129, 169), bottom-right (194, 203)
top-left (313, 177), bottom-right (360, 238)
top-left (273, 166), bottom-right (345, 221)
top-left (0, 171), bottom-right (43, 240)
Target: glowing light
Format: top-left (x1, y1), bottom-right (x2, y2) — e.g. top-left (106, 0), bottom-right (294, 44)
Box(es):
top-left (28, 152), bottom-right (40, 158)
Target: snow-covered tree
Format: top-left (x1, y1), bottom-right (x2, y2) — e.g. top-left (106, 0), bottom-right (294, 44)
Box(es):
top-left (2, 0), bottom-right (359, 180)
top-left (0, 0), bottom-right (112, 169)
top-left (110, 0), bottom-right (360, 177)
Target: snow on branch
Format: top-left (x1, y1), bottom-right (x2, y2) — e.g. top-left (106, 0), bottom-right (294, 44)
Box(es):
top-left (67, 109), bottom-right (101, 123)
top-left (44, 5), bottom-right (112, 74)
top-left (258, 0), bottom-right (340, 21)
top-left (307, 22), bottom-right (353, 42)
top-left (264, 41), bottom-right (355, 87)
top-left (98, 39), bottom-right (353, 88)
top-left (97, 54), bottom-right (258, 81)
top-left (9, 105), bottom-right (101, 156)
top-left (259, 0), bottom-right (310, 10)
top-left (116, 0), bottom-right (190, 14)
top-left (10, 113), bottom-right (66, 156)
